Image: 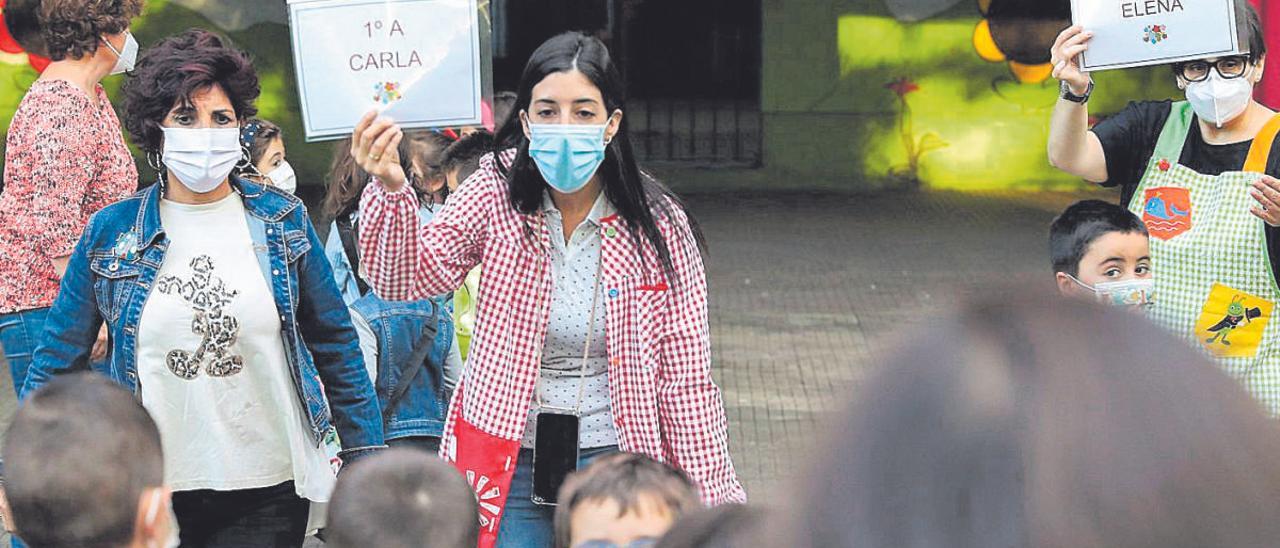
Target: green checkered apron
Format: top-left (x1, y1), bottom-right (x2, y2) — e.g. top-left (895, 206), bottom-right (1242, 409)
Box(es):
top-left (1128, 101), bottom-right (1280, 416)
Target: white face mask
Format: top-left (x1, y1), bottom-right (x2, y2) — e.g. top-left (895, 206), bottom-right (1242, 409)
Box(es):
top-left (1186, 69), bottom-right (1255, 128)
top-left (143, 489), bottom-right (180, 548)
top-left (265, 161), bottom-right (297, 194)
top-left (102, 32), bottom-right (138, 75)
top-left (161, 127), bottom-right (242, 194)
top-left (1071, 275), bottom-right (1156, 309)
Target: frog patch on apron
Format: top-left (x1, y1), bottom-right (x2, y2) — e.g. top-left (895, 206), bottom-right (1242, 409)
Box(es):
top-left (1128, 101), bottom-right (1280, 415)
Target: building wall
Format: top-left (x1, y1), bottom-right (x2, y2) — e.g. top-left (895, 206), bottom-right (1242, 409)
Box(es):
top-left (760, 0), bottom-right (1181, 191)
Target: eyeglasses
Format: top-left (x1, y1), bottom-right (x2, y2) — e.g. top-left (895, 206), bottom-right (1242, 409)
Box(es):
top-left (574, 539), bottom-right (659, 548)
top-left (1174, 56), bottom-right (1251, 82)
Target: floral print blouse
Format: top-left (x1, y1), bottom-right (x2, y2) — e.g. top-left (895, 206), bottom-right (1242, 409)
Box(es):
top-left (0, 79), bottom-right (138, 314)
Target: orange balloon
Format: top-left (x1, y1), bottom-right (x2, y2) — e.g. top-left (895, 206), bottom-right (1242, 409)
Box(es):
top-left (973, 19), bottom-right (1006, 62)
top-left (1008, 61), bottom-right (1053, 83)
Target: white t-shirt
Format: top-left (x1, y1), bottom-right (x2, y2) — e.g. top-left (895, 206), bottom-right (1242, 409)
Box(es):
top-left (138, 193), bottom-right (336, 502)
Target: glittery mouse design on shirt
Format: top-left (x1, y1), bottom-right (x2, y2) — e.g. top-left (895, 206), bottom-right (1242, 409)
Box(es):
top-left (155, 255), bottom-right (244, 379)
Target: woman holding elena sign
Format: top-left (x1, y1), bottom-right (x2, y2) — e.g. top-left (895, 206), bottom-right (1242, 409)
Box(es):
top-left (1047, 4), bottom-right (1280, 414)
top-left (352, 32), bottom-right (745, 547)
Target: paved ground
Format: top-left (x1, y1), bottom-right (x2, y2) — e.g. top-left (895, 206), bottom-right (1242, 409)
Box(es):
top-left (691, 189), bottom-right (1096, 497)
top-left (0, 187), bottom-right (1103, 538)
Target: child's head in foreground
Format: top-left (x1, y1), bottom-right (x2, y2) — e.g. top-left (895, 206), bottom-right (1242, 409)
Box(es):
top-left (4, 373), bottom-right (172, 548)
top-left (1049, 200), bottom-right (1152, 306)
top-left (554, 453), bottom-right (701, 548)
top-left (324, 448), bottom-right (478, 548)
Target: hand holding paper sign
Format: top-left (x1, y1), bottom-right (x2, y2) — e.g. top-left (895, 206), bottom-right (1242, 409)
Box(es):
top-left (1051, 25), bottom-right (1094, 94)
top-left (351, 111), bottom-right (408, 192)
top-left (1070, 0), bottom-right (1241, 71)
top-left (288, 0), bottom-right (486, 141)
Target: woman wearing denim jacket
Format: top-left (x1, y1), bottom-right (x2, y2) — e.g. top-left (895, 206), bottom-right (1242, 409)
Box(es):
top-left (24, 30), bottom-right (383, 548)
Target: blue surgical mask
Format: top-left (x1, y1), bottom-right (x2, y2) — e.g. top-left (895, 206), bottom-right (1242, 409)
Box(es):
top-left (527, 123), bottom-right (609, 194)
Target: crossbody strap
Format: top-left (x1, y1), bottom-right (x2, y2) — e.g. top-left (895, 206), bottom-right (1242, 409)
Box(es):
top-left (336, 213), bottom-right (370, 296)
top-left (382, 302), bottom-right (443, 415)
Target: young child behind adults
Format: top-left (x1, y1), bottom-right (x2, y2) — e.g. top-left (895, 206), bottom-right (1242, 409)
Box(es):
top-left (3, 374), bottom-right (176, 548)
top-left (323, 448), bottom-right (477, 548)
top-left (1049, 199), bottom-right (1153, 308)
top-left (232, 118), bottom-right (297, 193)
top-left (554, 453), bottom-right (702, 548)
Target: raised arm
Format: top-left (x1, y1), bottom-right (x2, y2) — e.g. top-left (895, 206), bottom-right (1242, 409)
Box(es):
top-left (351, 112), bottom-right (489, 301)
top-left (1047, 26), bottom-right (1109, 183)
top-left (655, 208), bottom-right (747, 505)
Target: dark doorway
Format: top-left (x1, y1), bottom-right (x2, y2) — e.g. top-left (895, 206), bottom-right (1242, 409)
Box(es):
top-left (491, 0), bottom-right (761, 166)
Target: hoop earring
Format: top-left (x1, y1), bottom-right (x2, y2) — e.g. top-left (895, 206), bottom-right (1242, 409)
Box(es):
top-left (146, 151), bottom-right (162, 172)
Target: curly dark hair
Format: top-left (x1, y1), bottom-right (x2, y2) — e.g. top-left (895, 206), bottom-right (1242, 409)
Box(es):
top-left (122, 29), bottom-right (260, 155)
top-left (38, 0), bottom-right (143, 61)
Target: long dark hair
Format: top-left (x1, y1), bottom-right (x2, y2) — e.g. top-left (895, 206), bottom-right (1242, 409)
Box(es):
top-left (322, 134), bottom-right (428, 222)
top-left (493, 32), bottom-right (703, 283)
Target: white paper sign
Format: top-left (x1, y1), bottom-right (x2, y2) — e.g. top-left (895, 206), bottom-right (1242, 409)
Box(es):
top-left (288, 0), bottom-right (483, 141)
top-left (1072, 0), bottom-right (1242, 71)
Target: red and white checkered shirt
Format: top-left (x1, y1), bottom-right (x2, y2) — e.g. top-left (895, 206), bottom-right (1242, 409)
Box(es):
top-left (359, 152), bottom-right (746, 508)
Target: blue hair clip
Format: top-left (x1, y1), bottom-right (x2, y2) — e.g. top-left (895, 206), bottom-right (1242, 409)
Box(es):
top-left (240, 121), bottom-right (262, 150)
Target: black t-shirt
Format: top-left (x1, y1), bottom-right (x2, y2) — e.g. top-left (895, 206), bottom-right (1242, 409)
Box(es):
top-left (1092, 100), bottom-right (1280, 288)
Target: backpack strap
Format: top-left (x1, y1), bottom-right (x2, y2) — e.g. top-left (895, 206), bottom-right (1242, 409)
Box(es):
top-left (381, 301), bottom-right (443, 416)
top-left (1244, 113), bottom-right (1280, 173)
top-left (335, 213), bottom-right (370, 296)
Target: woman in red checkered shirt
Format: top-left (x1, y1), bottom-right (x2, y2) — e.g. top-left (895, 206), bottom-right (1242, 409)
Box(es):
top-left (352, 32), bottom-right (745, 548)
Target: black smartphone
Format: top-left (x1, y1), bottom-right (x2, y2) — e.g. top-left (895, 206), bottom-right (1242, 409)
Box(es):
top-left (531, 412), bottom-right (580, 506)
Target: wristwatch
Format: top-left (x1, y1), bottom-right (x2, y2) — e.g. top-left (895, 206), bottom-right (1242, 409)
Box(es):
top-left (1060, 80), bottom-right (1094, 104)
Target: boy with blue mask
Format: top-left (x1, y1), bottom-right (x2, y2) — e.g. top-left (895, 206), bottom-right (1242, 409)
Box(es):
top-left (1050, 200), bottom-right (1154, 308)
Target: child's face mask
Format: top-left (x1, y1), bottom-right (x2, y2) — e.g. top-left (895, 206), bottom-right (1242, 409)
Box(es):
top-left (1070, 275), bottom-right (1156, 309)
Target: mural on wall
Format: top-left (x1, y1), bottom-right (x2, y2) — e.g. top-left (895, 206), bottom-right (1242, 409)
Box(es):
top-left (801, 0), bottom-right (1179, 190)
top-left (971, 0), bottom-right (1071, 84)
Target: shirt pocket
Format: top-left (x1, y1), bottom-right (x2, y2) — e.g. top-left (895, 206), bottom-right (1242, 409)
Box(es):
top-left (284, 230), bottom-right (312, 264)
top-left (88, 254), bottom-right (143, 323)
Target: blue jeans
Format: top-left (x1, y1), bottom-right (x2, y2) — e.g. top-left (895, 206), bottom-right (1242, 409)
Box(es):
top-left (0, 308), bottom-right (49, 398)
top-left (497, 446), bottom-right (618, 548)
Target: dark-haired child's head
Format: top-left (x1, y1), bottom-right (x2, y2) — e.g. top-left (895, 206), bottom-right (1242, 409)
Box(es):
top-left (1049, 200), bottom-right (1151, 302)
top-left (4, 374), bottom-right (171, 548)
top-left (443, 130), bottom-right (495, 191)
top-left (554, 453), bottom-right (701, 548)
top-left (324, 449), bottom-right (478, 548)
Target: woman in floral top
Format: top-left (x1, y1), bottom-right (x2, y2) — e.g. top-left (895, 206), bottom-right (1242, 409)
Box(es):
top-left (0, 0), bottom-right (143, 395)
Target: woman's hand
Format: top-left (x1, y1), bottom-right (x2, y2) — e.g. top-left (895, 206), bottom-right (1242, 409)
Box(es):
top-left (1251, 176), bottom-right (1280, 226)
top-left (1051, 25), bottom-right (1094, 96)
top-left (351, 111), bottom-right (407, 192)
top-left (90, 324), bottom-right (108, 362)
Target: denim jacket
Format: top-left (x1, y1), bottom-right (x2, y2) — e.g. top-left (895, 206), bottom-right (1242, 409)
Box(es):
top-left (26, 179), bottom-right (385, 457)
top-left (351, 293), bottom-right (454, 440)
